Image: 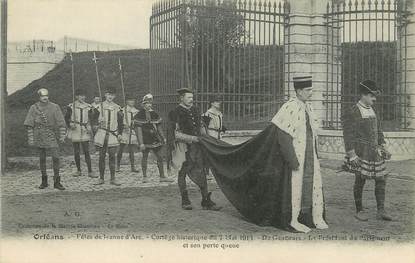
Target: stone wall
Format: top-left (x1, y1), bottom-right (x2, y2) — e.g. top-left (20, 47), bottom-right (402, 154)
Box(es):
top-left (222, 129), bottom-right (415, 161)
top-left (7, 50), bottom-right (65, 94)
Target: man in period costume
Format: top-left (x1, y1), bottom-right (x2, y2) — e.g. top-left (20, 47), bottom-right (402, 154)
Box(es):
top-left (269, 76), bottom-right (327, 232)
top-left (167, 88), bottom-right (222, 211)
top-left (92, 86), bottom-right (124, 186)
top-left (24, 88), bottom-right (66, 190)
top-left (117, 94), bottom-right (139, 173)
top-left (90, 95), bottom-right (102, 137)
top-left (198, 76), bottom-right (328, 233)
top-left (134, 94), bottom-right (174, 183)
top-left (341, 79), bottom-right (392, 221)
top-left (65, 89), bottom-right (97, 178)
top-left (202, 95), bottom-right (226, 140)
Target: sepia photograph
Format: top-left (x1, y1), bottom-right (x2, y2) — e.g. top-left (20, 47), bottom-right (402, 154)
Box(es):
top-left (0, 0), bottom-right (414, 262)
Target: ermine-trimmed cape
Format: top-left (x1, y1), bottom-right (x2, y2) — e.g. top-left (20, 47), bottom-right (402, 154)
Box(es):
top-left (199, 98), bottom-right (325, 230)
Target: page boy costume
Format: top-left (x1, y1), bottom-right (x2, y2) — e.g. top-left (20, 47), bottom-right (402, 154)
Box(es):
top-left (134, 94), bottom-right (174, 183)
top-left (341, 80), bottom-right (392, 221)
top-left (117, 94), bottom-right (139, 172)
top-left (65, 89), bottom-right (96, 177)
top-left (92, 86), bottom-right (124, 186)
top-left (202, 96), bottom-right (226, 140)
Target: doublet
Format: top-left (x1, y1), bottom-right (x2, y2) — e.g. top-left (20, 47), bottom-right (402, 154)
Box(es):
top-left (133, 109), bottom-right (163, 148)
top-left (65, 101), bottom-right (93, 142)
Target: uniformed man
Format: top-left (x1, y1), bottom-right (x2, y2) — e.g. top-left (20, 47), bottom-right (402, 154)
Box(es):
top-left (117, 94), bottom-right (139, 173)
top-left (23, 88), bottom-right (66, 190)
top-left (92, 86), bottom-right (124, 186)
top-left (167, 88), bottom-right (222, 211)
top-left (202, 95), bottom-right (226, 140)
top-left (341, 79), bottom-right (392, 221)
top-left (65, 89), bottom-right (97, 178)
top-left (134, 94), bottom-right (174, 183)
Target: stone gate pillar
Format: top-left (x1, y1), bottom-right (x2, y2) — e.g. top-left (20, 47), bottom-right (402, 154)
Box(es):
top-left (285, 0), bottom-right (336, 128)
top-left (405, 0), bottom-right (415, 130)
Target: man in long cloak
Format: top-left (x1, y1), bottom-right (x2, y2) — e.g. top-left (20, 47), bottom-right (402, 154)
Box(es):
top-left (199, 76), bottom-right (328, 233)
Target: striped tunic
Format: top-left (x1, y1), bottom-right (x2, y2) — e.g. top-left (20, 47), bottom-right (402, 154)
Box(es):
top-left (65, 101), bottom-right (93, 142)
top-left (342, 102), bottom-right (388, 179)
top-left (24, 101), bottom-right (66, 148)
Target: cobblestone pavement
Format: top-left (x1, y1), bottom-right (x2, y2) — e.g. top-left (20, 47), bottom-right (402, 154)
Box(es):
top-left (2, 156), bottom-right (414, 241)
top-left (2, 154), bottom-right (207, 196)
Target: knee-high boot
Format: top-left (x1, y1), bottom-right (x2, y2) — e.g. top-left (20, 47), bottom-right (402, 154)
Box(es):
top-left (178, 167), bottom-right (192, 210)
top-left (39, 150), bottom-right (48, 189)
top-left (52, 157), bottom-right (65, 190)
top-left (375, 179), bottom-right (392, 221)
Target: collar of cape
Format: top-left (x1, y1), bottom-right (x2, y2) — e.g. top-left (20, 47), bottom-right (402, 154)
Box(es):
top-left (206, 108), bottom-right (223, 116)
top-left (271, 97), bottom-right (318, 139)
top-left (357, 100), bottom-right (372, 109)
top-left (179, 103), bottom-right (193, 111)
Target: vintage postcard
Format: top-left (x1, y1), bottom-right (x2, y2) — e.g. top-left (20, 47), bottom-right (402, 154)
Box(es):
top-left (0, 0), bottom-right (414, 262)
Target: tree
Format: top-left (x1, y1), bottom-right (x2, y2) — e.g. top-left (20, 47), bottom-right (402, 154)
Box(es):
top-left (177, 0), bottom-right (247, 95)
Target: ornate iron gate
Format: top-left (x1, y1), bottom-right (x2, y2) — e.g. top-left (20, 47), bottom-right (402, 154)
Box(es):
top-left (324, 0), bottom-right (410, 130)
top-left (150, 0), bottom-right (290, 129)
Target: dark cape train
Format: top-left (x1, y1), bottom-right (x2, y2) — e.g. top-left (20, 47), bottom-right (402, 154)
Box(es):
top-left (199, 124), bottom-right (295, 230)
top-left (198, 98), bottom-right (328, 232)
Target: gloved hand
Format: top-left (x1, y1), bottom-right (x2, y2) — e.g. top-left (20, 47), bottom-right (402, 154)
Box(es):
top-left (27, 129), bottom-right (34, 146)
top-left (378, 145), bottom-right (392, 160)
top-left (86, 125), bottom-right (92, 135)
top-left (69, 123), bottom-right (77, 130)
top-left (161, 137), bottom-right (166, 145)
top-left (59, 136), bottom-right (66, 143)
top-left (349, 156), bottom-right (361, 169)
top-left (98, 117), bottom-right (105, 126)
top-left (139, 144), bottom-right (146, 151)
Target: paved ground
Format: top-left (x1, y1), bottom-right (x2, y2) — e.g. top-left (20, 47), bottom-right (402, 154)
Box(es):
top-left (2, 155), bottom-right (414, 243)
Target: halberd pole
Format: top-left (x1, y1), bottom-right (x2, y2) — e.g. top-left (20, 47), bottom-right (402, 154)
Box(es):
top-left (70, 52), bottom-right (76, 123)
top-left (92, 52), bottom-right (104, 113)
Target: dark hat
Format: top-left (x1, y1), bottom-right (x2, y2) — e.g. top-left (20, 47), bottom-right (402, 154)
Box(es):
top-left (104, 86), bottom-right (117, 94)
top-left (177, 88), bottom-right (193, 95)
top-left (209, 95), bottom-right (222, 104)
top-left (74, 89), bottom-right (86, 96)
top-left (359, 80), bottom-right (380, 96)
top-left (293, 76), bottom-right (312, 90)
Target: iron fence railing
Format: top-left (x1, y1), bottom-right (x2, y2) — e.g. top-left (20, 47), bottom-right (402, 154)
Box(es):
top-left (324, 0), bottom-right (410, 131)
top-left (150, 0), bottom-right (289, 129)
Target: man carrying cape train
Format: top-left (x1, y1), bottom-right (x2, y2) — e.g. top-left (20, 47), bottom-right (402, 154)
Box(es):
top-left (270, 76), bottom-right (328, 232)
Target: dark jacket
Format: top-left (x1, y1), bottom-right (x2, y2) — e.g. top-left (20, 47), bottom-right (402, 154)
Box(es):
top-left (342, 103), bottom-right (385, 161)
